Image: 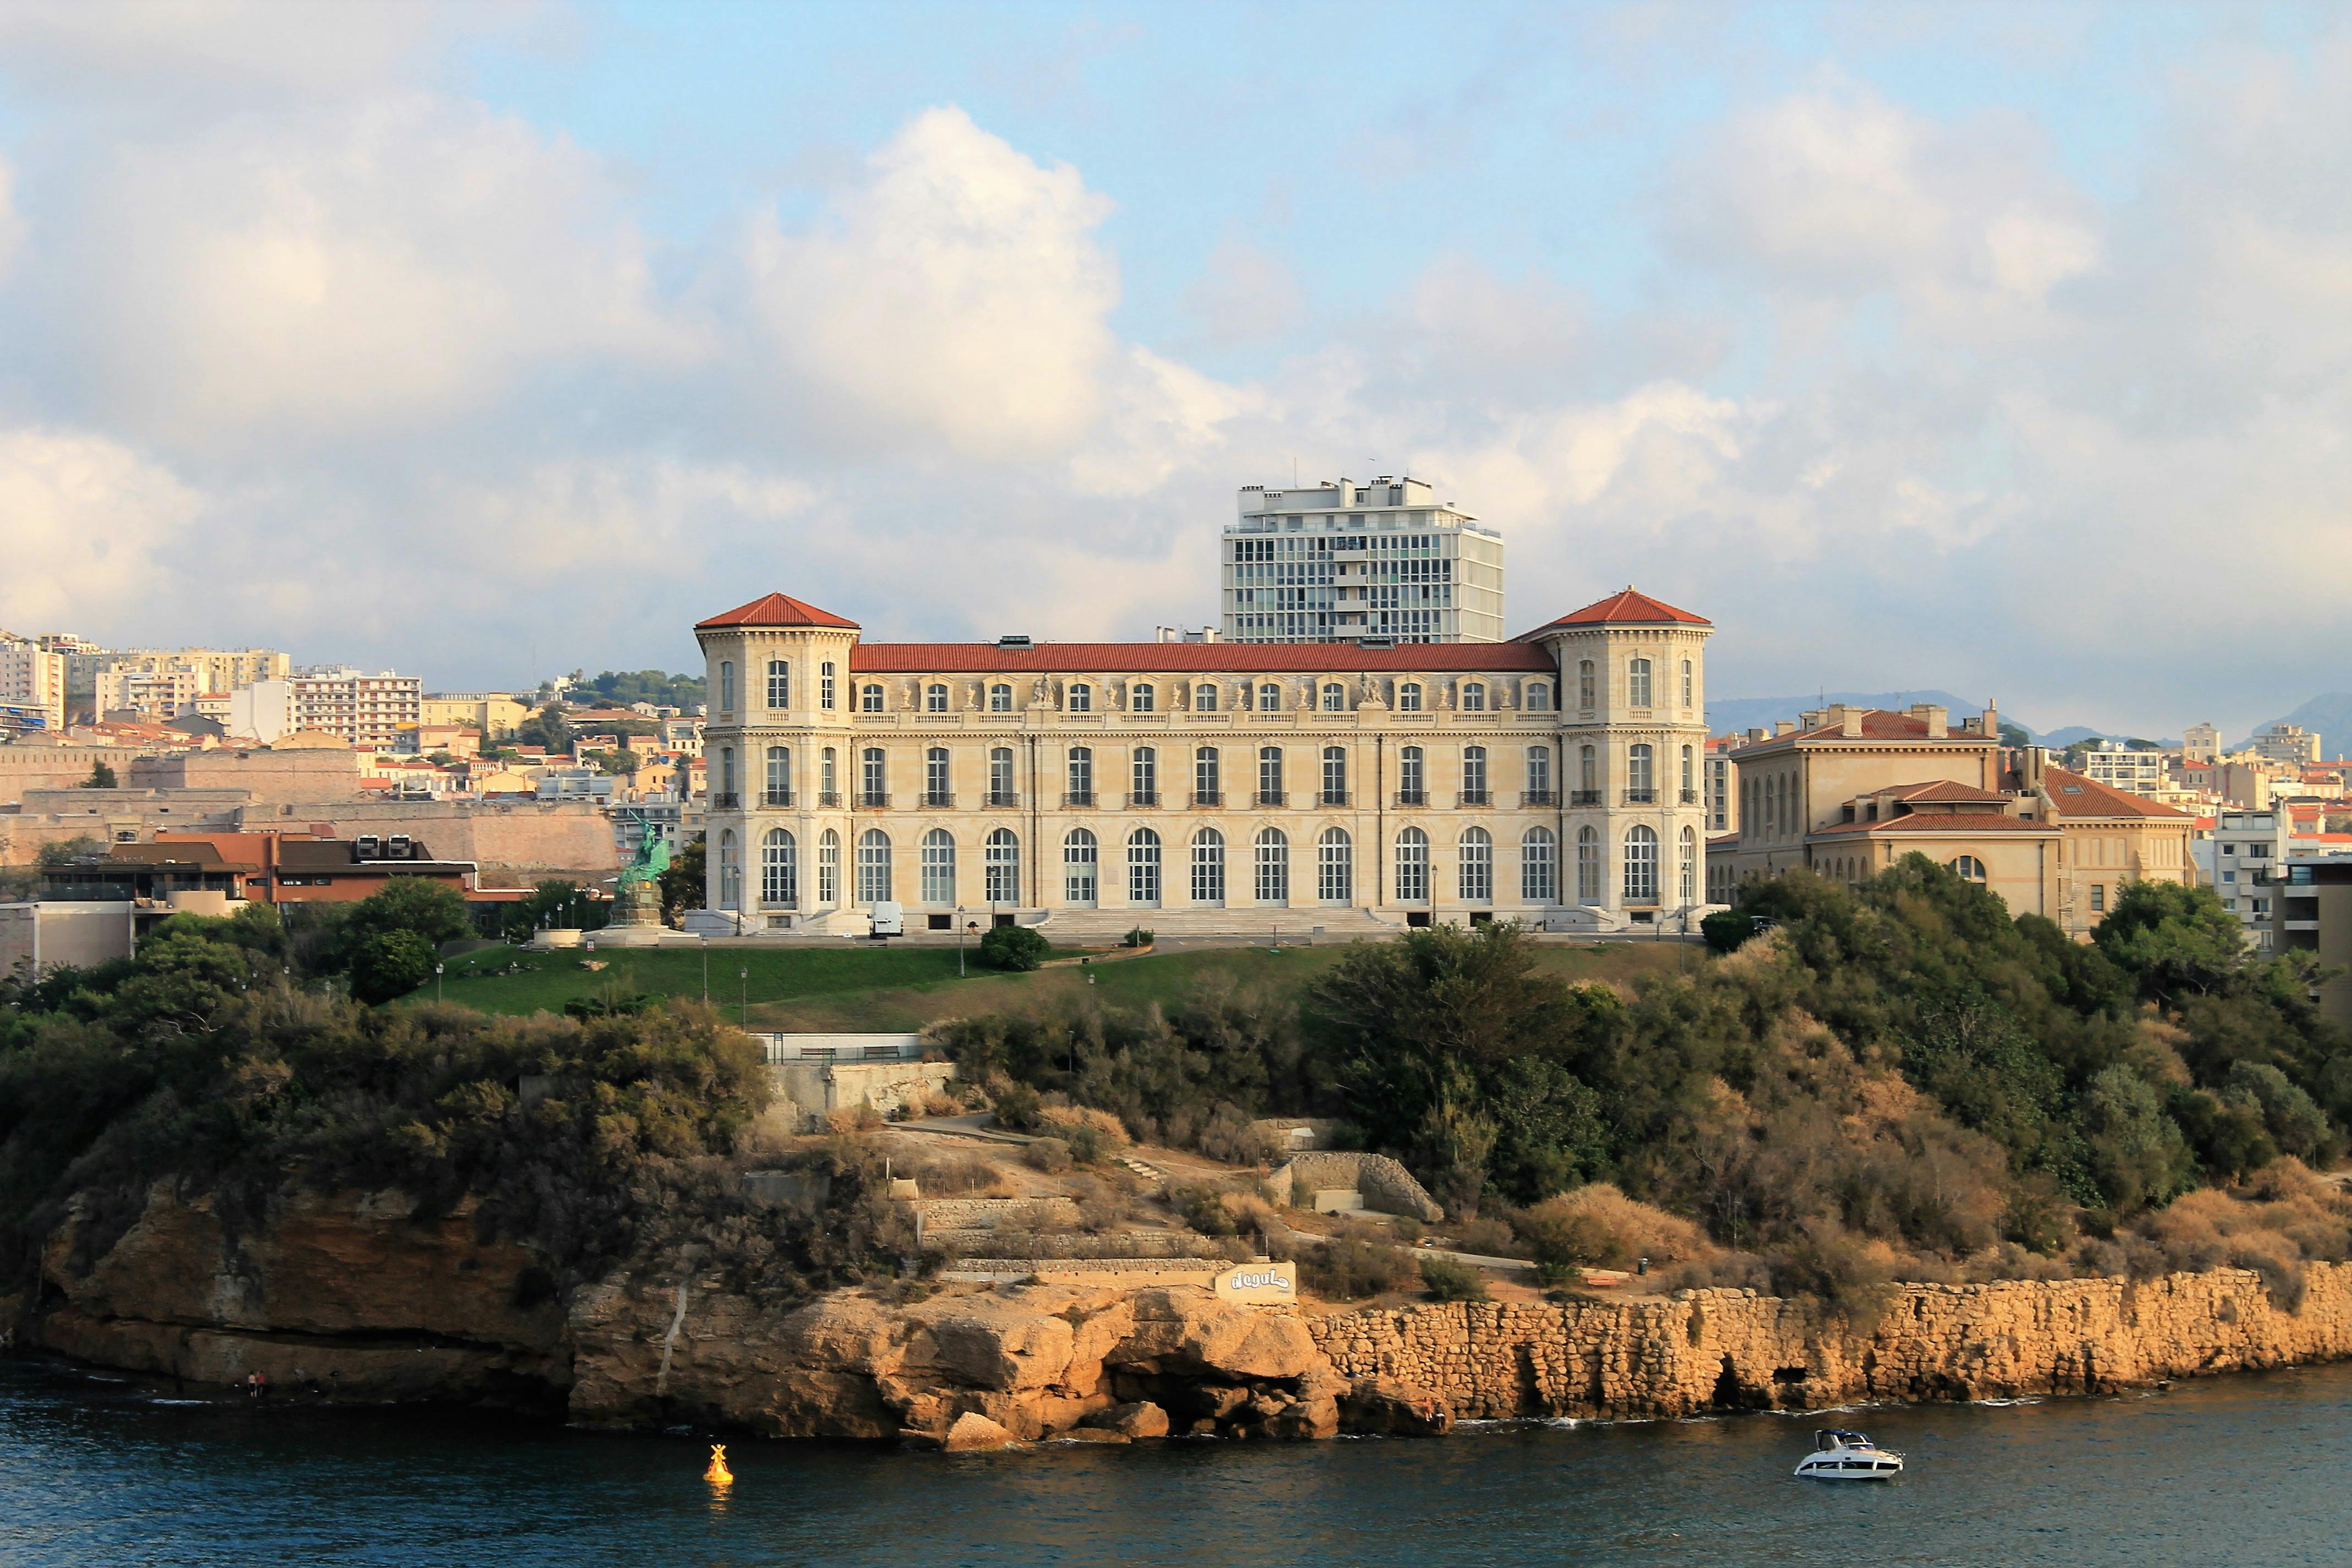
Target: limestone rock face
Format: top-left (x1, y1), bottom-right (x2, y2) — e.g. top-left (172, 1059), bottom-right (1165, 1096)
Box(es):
top-left (1086, 1400), bottom-right (1170, 1438)
top-left (1342, 1376), bottom-right (1455, 1436)
top-left (1115, 1288), bottom-right (1318, 1379)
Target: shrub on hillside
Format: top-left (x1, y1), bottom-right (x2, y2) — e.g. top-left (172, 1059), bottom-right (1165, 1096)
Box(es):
top-left (1022, 1137), bottom-right (1072, 1174)
top-left (1297, 1230), bottom-right (1419, 1300)
top-left (1418, 1254), bottom-right (1489, 1303)
top-left (978, 925), bottom-right (1050, 972)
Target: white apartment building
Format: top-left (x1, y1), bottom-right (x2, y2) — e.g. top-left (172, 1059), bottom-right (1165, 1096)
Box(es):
top-left (1703, 738), bottom-right (1738, 834)
top-left (0, 636), bottom-right (66, 733)
top-left (230, 667), bottom-right (423, 748)
top-left (2250, 723), bottom-right (2322, 766)
top-left (2197, 808), bottom-right (2289, 949)
top-left (1223, 476), bottom-right (1505, 644)
top-left (2077, 740), bottom-right (2165, 796)
top-left (2183, 722), bottom-right (2219, 764)
top-left (96, 666), bottom-right (205, 718)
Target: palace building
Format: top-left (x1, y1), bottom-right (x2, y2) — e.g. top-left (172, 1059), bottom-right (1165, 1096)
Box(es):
top-left (693, 587), bottom-right (1716, 938)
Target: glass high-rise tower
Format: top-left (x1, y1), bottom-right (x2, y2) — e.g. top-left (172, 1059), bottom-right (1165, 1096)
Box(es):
top-left (1222, 476), bottom-right (1504, 644)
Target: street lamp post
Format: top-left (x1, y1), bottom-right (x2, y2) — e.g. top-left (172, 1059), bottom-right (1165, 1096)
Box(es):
top-left (434, 962), bottom-right (444, 1003)
top-left (739, 965), bottom-right (748, 1028)
top-left (700, 933), bottom-right (709, 1002)
top-left (956, 906), bottom-right (966, 976)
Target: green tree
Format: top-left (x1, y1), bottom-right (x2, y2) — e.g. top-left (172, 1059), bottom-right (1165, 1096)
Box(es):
top-left (36, 836), bottom-right (106, 869)
top-left (349, 930), bottom-right (435, 1005)
top-left (516, 703), bottom-right (573, 753)
top-left (81, 761), bottom-right (117, 790)
top-left (345, 878), bottom-right (471, 951)
top-left (660, 835), bottom-right (705, 922)
top-left (978, 924), bottom-right (1050, 972)
top-left (2095, 881), bottom-right (2253, 1005)
top-left (2081, 1066), bottom-right (2193, 1214)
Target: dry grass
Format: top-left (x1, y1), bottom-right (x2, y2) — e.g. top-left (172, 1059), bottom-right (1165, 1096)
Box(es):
top-left (1521, 1183), bottom-right (1711, 1267)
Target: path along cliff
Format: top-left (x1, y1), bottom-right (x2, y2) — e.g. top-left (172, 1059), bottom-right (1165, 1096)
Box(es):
top-left (21, 1186), bottom-right (2352, 1443)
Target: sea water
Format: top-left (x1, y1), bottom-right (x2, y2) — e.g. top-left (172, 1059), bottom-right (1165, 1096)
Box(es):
top-left (3, 1355), bottom-right (2345, 1567)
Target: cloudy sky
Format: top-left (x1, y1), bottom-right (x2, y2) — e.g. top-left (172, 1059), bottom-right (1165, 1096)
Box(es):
top-left (0, 1), bottom-right (2345, 735)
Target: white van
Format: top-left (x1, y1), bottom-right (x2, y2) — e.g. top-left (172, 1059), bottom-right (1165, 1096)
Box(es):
top-left (868, 900), bottom-right (905, 938)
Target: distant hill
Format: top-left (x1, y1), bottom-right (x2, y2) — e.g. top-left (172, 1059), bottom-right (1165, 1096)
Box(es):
top-left (1706, 691), bottom-right (2171, 749)
top-left (2237, 694), bottom-right (2352, 754)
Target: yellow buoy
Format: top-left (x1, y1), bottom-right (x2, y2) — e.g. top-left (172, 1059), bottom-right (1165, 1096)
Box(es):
top-left (704, 1443), bottom-right (733, 1486)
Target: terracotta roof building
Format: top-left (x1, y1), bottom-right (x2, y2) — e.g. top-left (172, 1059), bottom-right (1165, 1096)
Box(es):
top-left (691, 587), bottom-right (1718, 939)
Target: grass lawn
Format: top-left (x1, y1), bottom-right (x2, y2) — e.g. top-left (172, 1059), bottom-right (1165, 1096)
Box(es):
top-left (409, 935), bottom-right (1705, 1028)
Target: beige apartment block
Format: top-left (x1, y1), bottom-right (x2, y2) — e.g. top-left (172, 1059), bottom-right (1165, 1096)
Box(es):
top-left (693, 587), bottom-right (1717, 938)
top-left (421, 693), bottom-right (531, 739)
top-left (0, 638), bottom-right (67, 733)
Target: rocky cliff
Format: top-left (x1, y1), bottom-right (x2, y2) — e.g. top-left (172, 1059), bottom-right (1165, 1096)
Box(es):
top-left (21, 1185), bottom-right (2352, 1441)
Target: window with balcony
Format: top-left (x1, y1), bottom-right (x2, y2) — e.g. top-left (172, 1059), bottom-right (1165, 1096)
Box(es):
top-left (1321, 746), bottom-right (1347, 805)
top-left (1194, 746), bottom-right (1222, 805)
top-left (1131, 683), bottom-right (1155, 714)
top-left (1131, 746), bottom-right (1158, 807)
top-left (1068, 683), bottom-right (1092, 714)
top-left (860, 747), bottom-right (887, 807)
top-left (1526, 746), bottom-right (1553, 805)
top-left (820, 748), bottom-right (837, 804)
top-left (1195, 684), bottom-right (1218, 712)
top-left (1321, 683), bottom-right (1346, 712)
top-left (1527, 682), bottom-right (1550, 712)
top-left (1398, 745), bottom-right (1425, 805)
top-left (988, 747), bottom-right (1015, 807)
top-left (1257, 745), bottom-right (1284, 805)
top-left (860, 684), bottom-right (884, 714)
top-left (1626, 744), bottom-right (1654, 803)
top-left (1398, 682), bottom-right (1423, 712)
top-left (1461, 683), bottom-right (1485, 712)
top-left (1257, 683), bottom-right (1280, 712)
top-left (1461, 746), bottom-right (1488, 805)
top-left (923, 746), bottom-right (951, 807)
top-left (764, 745), bottom-right (791, 807)
top-left (925, 683), bottom-right (948, 713)
top-left (1067, 746), bottom-right (1094, 805)
top-left (989, 683), bottom-right (1012, 713)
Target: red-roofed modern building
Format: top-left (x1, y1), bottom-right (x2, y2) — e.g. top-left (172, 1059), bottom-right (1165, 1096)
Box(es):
top-left (692, 588), bottom-right (1717, 937)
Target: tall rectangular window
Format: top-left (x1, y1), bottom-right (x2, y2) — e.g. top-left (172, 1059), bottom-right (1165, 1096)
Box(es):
top-left (820, 662), bottom-right (836, 710)
top-left (766, 660), bottom-right (790, 710)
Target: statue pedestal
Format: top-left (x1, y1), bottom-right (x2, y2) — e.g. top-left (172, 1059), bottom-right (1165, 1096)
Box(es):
top-left (602, 877), bottom-right (667, 946)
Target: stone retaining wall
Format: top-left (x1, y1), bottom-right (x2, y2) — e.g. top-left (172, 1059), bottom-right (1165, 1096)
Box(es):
top-left (1305, 1265), bottom-right (2352, 1420)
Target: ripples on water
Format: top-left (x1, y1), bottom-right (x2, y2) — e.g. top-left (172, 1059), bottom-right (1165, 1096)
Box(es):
top-left (5, 1356), bottom-right (2348, 1567)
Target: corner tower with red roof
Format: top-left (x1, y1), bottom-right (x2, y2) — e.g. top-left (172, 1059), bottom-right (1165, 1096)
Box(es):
top-left (1517, 587), bottom-right (1716, 924)
top-left (685, 586), bottom-right (1722, 939)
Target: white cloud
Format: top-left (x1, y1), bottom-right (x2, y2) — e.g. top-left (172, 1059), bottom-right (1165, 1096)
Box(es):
top-left (741, 106), bottom-right (1120, 459)
top-left (0, 427), bottom-right (200, 631)
top-left (1180, 238), bottom-right (1307, 346)
top-left (0, 155), bottom-right (21, 281)
top-left (24, 92), bottom-right (684, 448)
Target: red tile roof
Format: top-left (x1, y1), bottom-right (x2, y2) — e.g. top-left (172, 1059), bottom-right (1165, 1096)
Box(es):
top-left (1733, 709), bottom-right (1991, 753)
top-left (1881, 779), bottom-right (2010, 804)
top-left (1516, 587), bottom-right (1711, 636)
top-left (1811, 812), bottom-right (2055, 838)
top-left (695, 593), bottom-right (861, 630)
top-left (849, 642), bottom-right (1554, 674)
top-left (2040, 765), bottom-right (2192, 821)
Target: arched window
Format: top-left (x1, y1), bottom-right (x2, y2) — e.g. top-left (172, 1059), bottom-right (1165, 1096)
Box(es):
top-left (1627, 744), bottom-right (1654, 802)
top-left (924, 682), bottom-right (948, 714)
top-left (924, 746), bottom-right (950, 807)
top-left (718, 746), bottom-right (737, 802)
top-left (1257, 745), bottom-right (1284, 805)
top-left (855, 830), bottom-right (891, 904)
top-left (1257, 683), bottom-right (1280, 712)
top-left (860, 747), bottom-right (887, 807)
top-left (1628, 657), bottom-right (1653, 707)
top-left (1952, 854), bottom-right (1987, 883)
top-left (1067, 746), bottom-right (1093, 804)
top-left (1461, 682), bottom-right (1486, 712)
top-left (1522, 827), bottom-right (1558, 902)
top-left (1317, 827), bottom-right (1352, 903)
top-left (1194, 684), bottom-right (1218, 713)
top-left (988, 747), bottom-right (1015, 807)
top-left (818, 829), bottom-right (839, 904)
top-left (765, 745), bottom-right (791, 807)
top-left (1679, 825), bottom-right (1697, 904)
top-left (766, 658), bottom-right (790, 710)
top-left (1131, 683), bottom-right (1155, 714)
top-left (718, 661), bottom-right (736, 712)
top-left (1254, 827), bottom-right (1289, 904)
top-left (1190, 827), bottom-right (1226, 905)
top-left (761, 828), bottom-right (797, 907)
top-left (1394, 827), bottom-right (1429, 902)
top-left (1321, 745), bottom-right (1347, 805)
top-left (920, 829), bottom-right (955, 903)
top-left (1194, 746), bottom-right (1221, 805)
top-left (1128, 828), bottom-right (1162, 906)
top-left (1680, 744), bottom-right (1695, 798)
top-left (1681, 658), bottom-right (1694, 709)
top-left (819, 747), bottom-right (837, 803)
top-left (984, 828), bottom-right (1020, 905)
top-left (988, 683), bottom-right (1012, 713)
top-left (860, 683), bottom-right (884, 713)
top-left (1462, 745), bottom-right (1488, 804)
top-left (1459, 827), bottom-right (1493, 902)
top-left (1577, 660), bottom-right (1596, 710)
top-left (1576, 826), bottom-right (1600, 901)
top-left (820, 661), bottom-right (836, 711)
top-left (1398, 745), bottom-right (1425, 804)
top-left (1064, 829), bottom-right (1098, 905)
top-left (1527, 682), bottom-right (1550, 712)
top-left (1526, 746), bottom-right (1553, 804)
top-left (1624, 825), bottom-right (1658, 902)
top-left (1131, 745), bottom-right (1158, 806)
top-left (717, 828), bottom-right (741, 910)
top-left (1398, 682), bottom-right (1423, 712)
top-left (1068, 683), bottom-right (1092, 714)
top-left (1321, 682), bottom-right (1346, 712)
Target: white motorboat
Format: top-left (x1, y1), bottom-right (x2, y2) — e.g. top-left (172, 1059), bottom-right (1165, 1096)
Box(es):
top-left (1794, 1428), bottom-right (1904, 1480)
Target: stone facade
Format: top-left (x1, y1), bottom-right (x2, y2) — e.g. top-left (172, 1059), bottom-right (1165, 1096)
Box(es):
top-left (693, 587), bottom-right (1718, 938)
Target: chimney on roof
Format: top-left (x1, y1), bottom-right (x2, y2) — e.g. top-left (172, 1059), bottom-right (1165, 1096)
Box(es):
top-left (1982, 704), bottom-right (1999, 738)
top-left (1747, 727), bottom-right (1766, 745)
top-left (1155, 627), bottom-right (1178, 643)
top-left (1924, 705), bottom-right (1948, 739)
top-left (1840, 708), bottom-right (1862, 738)
top-left (1800, 709), bottom-right (1823, 731)
top-left (1773, 720), bottom-right (1795, 738)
